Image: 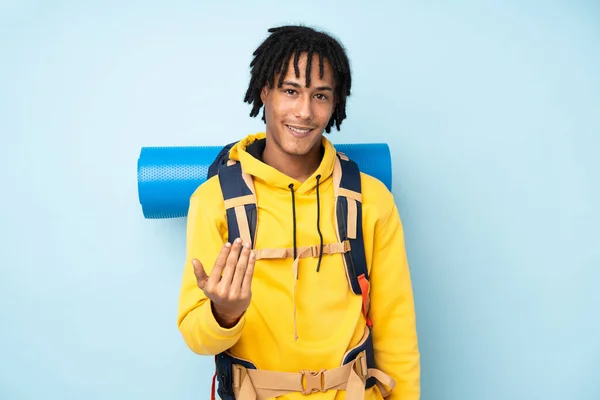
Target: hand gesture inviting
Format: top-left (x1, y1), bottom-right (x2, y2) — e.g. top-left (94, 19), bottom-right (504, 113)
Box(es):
top-left (191, 238), bottom-right (256, 328)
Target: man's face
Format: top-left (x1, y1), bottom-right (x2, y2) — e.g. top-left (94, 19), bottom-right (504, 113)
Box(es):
top-left (261, 52), bottom-right (336, 158)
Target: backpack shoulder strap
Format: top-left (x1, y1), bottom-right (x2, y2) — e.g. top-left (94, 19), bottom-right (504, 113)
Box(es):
top-left (333, 151), bottom-right (372, 327)
top-left (216, 158), bottom-right (257, 247)
top-left (208, 141), bottom-right (238, 179)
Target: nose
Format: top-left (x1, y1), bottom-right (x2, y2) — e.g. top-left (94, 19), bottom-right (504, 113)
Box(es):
top-left (294, 94), bottom-right (313, 121)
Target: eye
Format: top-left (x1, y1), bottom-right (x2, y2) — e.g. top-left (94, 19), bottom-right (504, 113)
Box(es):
top-left (284, 89), bottom-right (297, 95)
top-left (315, 93), bottom-right (329, 101)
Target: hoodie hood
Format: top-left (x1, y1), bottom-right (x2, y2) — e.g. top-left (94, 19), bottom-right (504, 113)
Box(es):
top-left (227, 132), bottom-right (340, 340)
top-left (227, 132), bottom-right (337, 195)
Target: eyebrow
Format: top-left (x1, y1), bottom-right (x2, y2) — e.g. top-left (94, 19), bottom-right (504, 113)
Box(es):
top-left (282, 80), bottom-right (333, 92)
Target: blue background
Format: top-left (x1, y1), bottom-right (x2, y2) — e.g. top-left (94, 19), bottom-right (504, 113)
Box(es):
top-left (1, 1), bottom-right (598, 399)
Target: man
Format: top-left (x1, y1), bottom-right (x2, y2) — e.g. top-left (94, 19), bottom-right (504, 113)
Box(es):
top-left (177, 25), bottom-right (420, 399)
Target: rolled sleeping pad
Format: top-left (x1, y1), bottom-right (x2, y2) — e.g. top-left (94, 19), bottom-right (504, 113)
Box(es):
top-left (137, 143), bottom-right (392, 219)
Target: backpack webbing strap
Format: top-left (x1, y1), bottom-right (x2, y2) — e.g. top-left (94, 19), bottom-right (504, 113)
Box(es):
top-left (217, 161), bottom-right (257, 247)
top-left (226, 326), bottom-right (395, 399)
top-left (253, 241), bottom-right (350, 260)
top-left (333, 152), bottom-right (372, 327)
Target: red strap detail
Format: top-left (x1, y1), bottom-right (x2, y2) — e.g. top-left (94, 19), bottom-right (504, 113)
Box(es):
top-left (358, 274), bottom-right (373, 327)
top-left (211, 357), bottom-right (217, 400)
top-left (211, 372), bottom-right (217, 400)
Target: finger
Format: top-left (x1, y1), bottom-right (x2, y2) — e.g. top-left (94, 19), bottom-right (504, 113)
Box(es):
top-left (220, 238), bottom-right (243, 287)
top-left (240, 251), bottom-right (256, 297)
top-left (192, 258), bottom-right (208, 289)
top-left (208, 242), bottom-right (232, 286)
top-left (231, 242), bottom-right (251, 291)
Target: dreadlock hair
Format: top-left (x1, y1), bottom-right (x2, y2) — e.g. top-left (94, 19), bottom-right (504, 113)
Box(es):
top-left (243, 25), bottom-right (352, 133)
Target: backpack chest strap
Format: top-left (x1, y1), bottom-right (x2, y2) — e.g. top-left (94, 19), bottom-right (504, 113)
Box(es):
top-left (253, 241), bottom-right (350, 261)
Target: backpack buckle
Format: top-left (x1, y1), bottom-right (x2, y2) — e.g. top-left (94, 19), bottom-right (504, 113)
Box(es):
top-left (353, 351), bottom-right (368, 379)
top-left (300, 369), bottom-right (325, 394)
top-left (310, 245), bottom-right (321, 257)
top-left (231, 364), bottom-right (246, 390)
top-left (343, 240), bottom-right (352, 252)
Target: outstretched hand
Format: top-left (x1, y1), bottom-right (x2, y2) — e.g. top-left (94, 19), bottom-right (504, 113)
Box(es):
top-left (192, 238), bottom-right (256, 328)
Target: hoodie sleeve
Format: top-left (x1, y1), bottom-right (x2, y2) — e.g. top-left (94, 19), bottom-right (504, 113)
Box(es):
top-left (368, 198), bottom-right (421, 400)
top-left (177, 179), bottom-right (246, 355)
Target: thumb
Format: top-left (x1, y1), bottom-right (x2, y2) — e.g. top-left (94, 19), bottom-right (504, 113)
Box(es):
top-left (191, 258), bottom-right (208, 288)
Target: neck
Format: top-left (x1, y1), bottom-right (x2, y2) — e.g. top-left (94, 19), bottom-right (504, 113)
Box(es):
top-left (262, 140), bottom-right (322, 183)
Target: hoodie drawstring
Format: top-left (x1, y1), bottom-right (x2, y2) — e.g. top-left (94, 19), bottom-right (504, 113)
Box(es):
top-left (315, 175), bottom-right (324, 272)
top-left (288, 177), bottom-right (324, 341)
top-left (288, 183), bottom-right (298, 261)
top-left (289, 183), bottom-right (299, 341)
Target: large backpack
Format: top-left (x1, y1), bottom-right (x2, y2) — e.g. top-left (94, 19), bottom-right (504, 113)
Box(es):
top-left (205, 141), bottom-right (381, 399)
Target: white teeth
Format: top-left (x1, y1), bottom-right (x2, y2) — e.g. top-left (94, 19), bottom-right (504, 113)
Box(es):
top-left (287, 125), bottom-right (311, 134)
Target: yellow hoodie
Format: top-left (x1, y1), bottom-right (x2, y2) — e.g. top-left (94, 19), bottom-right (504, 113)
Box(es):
top-left (177, 133), bottom-right (420, 399)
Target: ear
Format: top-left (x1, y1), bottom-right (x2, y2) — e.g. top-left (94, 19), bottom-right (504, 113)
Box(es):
top-left (260, 85), bottom-right (269, 104)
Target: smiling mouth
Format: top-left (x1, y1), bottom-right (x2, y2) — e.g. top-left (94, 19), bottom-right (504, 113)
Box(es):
top-left (286, 125), bottom-right (313, 135)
